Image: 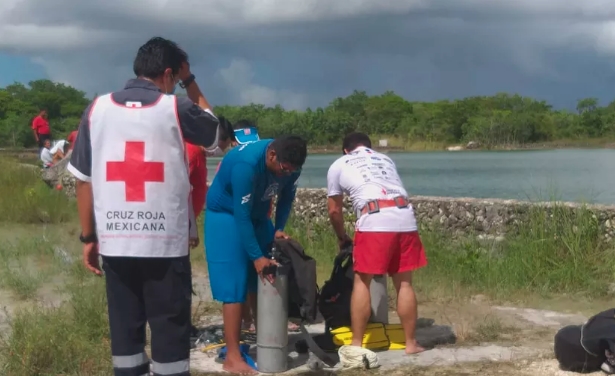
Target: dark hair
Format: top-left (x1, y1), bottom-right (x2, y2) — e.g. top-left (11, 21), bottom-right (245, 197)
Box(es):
top-left (233, 119), bottom-right (255, 130)
top-left (342, 132), bottom-right (371, 154)
top-left (217, 116), bottom-right (234, 141)
top-left (270, 135), bottom-right (307, 168)
top-left (133, 37), bottom-right (188, 79)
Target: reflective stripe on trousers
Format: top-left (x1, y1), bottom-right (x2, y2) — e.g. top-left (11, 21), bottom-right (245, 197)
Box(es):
top-left (112, 352), bottom-right (151, 375)
top-left (151, 359), bottom-right (190, 376)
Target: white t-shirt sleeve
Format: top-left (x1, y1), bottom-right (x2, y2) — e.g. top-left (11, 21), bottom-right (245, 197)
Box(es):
top-left (327, 160), bottom-right (343, 197)
top-left (40, 149), bottom-right (53, 165)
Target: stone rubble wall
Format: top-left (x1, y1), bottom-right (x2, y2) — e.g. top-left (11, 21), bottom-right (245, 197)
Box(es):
top-left (49, 161), bottom-right (615, 238)
top-left (40, 150), bottom-right (76, 197)
top-left (290, 188), bottom-right (615, 239)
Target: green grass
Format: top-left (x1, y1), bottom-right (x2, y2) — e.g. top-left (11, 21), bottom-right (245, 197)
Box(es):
top-left (0, 158), bottom-right (75, 224)
top-left (283, 203), bottom-right (615, 301)
top-left (0, 239), bottom-right (62, 300)
top-left (0, 232), bottom-right (111, 375)
top-left (1, 279), bottom-right (111, 375)
top-left (0, 156), bottom-right (614, 374)
top-left (412, 204), bottom-right (614, 300)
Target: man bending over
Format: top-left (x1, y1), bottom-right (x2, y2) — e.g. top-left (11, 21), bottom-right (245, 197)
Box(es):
top-left (205, 135), bottom-right (306, 374)
top-left (326, 132), bottom-right (427, 355)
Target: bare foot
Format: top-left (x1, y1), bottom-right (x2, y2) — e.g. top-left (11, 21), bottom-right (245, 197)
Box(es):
top-left (405, 340), bottom-right (425, 355)
top-left (241, 322), bottom-right (255, 333)
top-left (223, 358), bottom-right (258, 375)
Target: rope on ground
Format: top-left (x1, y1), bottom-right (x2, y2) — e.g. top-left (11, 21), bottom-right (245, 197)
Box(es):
top-left (338, 345), bottom-right (380, 370)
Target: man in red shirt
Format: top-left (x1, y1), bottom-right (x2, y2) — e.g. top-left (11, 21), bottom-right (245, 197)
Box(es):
top-left (66, 129), bottom-right (78, 151)
top-left (31, 109), bottom-right (51, 148)
top-left (186, 116), bottom-right (233, 247)
top-left (187, 117), bottom-right (233, 342)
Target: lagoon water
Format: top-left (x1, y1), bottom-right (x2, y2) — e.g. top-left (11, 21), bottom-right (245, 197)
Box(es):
top-left (207, 149), bottom-right (615, 204)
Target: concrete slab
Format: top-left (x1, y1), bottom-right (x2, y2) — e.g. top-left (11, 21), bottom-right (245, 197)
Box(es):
top-left (190, 318), bottom-right (540, 374)
top-left (493, 307), bottom-right (587, 327)
top-left (522, 359), bottom-right (604, 376)
top-left (191, 342), bottom-right (540, 374)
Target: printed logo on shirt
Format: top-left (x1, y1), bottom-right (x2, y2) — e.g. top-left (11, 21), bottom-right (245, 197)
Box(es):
top-left (241, 194), bottom-right (251, 204)
top-left (262, 183), bottom-right (279, 201)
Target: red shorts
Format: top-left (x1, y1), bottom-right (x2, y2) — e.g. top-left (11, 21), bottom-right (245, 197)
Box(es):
top-left (353, 231), bottom-right (427, 275)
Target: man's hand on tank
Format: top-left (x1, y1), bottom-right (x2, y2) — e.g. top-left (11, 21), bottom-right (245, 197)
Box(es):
top-left (254, 257), bottom-right (279, 284)
top-left (274, 230), bottom-right (290, 239)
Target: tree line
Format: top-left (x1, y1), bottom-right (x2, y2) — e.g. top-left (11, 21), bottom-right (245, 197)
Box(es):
top-left (0, 79), bottom-right (613, 149)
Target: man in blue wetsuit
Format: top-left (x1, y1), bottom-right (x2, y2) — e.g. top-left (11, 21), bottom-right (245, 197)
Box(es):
top-left (205, 135), bottom-right (307, 375)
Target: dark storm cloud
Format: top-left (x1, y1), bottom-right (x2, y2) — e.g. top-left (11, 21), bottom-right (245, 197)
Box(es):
top-left (2, 0), bottom-right (615, 109)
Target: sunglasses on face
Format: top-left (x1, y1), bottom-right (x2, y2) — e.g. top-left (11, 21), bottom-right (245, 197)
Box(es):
top-left (278, 161), bottom-right (301, 174)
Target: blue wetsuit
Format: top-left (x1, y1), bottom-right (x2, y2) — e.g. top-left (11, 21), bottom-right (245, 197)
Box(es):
top-left (205, 140), bottom-right (300, 303)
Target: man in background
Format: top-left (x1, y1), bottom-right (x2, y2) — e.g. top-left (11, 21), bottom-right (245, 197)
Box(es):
top-left (40, 139), bottom-right (65, 168)
top-left (186, 116), bottom-right (233, 247)
top-left (214, 119), bottom-right (260, 173)
top-left (66, 128), bottom-right (78, 152)
top-left (32, 109), bottom-right (51, 148)
top-left (205, 136), bottom-right (306, 374)
top-left (326, 132), bottom-right (427, 356)
top-left (186, 117), bottom-right (233, 344)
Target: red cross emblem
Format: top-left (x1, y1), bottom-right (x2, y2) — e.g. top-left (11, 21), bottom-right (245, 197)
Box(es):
top-left (106, 141), bottom-right (164, 202)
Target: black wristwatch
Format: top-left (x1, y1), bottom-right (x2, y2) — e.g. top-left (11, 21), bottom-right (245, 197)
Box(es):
top-left (179, 74), bottom-right (195, 89)
top-left (79, 233), bottom-right (98, 244)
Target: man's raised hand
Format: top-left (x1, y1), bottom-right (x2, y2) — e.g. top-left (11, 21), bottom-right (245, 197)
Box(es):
top-left (178, 61), bottom-right (191, 81)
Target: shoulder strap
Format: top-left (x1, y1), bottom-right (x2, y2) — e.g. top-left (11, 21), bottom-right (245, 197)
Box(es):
top-left (332, 247), bottom-right (352, 274)
top-left (299, 322), bottom-right (337, 367)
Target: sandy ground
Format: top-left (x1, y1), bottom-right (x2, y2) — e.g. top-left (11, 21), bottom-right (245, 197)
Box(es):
top-left (189, 290), bottom-right (601, 375)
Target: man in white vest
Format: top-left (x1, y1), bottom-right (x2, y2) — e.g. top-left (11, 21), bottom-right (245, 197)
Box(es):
top-left (326, 132), bottom-right (428, 356)
top-left (67, 37), bottom-right (220, 376)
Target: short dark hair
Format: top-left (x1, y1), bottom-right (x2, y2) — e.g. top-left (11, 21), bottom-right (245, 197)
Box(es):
top-left (133, 37), bottom-right (188, 79)
top-left (270, 135), bottom-right (307, 168)
top-left (233, 119), bottom-right (255, 130)
top-left (217, 116), bottom-right (233, 141)
top-left (342, 132), bottom-right (371, 153)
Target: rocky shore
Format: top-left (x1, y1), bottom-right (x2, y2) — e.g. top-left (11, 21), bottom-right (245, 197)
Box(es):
top-left (42, 159), bottom-right (615, 239)
top-left (291, 188), bottom-right (615, 239)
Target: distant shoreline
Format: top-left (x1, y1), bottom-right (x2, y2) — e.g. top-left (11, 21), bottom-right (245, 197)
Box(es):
top-left (3, 139), bottom-right (615, 157)
top-left (308, 141), bottom-right (615, 154)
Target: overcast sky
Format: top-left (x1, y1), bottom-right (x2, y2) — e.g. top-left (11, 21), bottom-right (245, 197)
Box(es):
top-left (2, 0), bottom-right (615, 110)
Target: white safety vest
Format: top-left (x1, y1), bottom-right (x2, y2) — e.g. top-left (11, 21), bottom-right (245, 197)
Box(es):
top-left (89, 93), bottom-right (190, 257)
